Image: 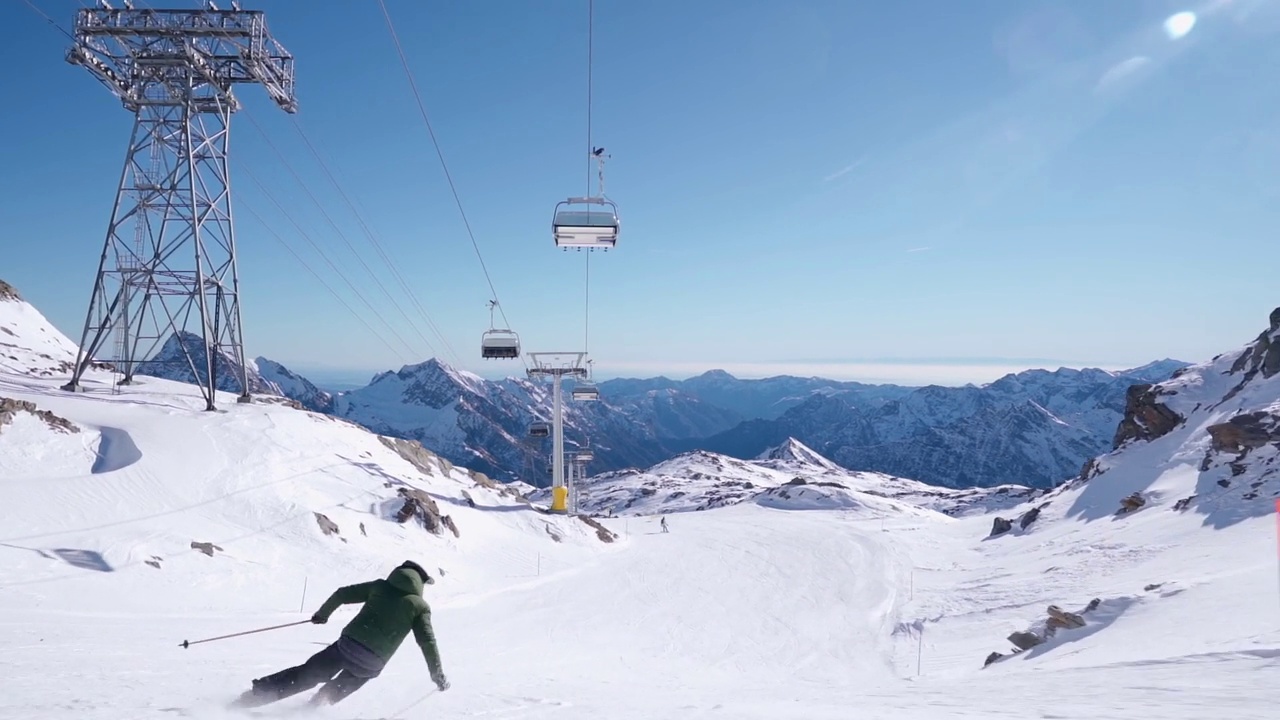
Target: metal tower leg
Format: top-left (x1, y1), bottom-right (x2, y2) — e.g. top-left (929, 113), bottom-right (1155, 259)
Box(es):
top-left (62, 99), bottom-right (250, 411)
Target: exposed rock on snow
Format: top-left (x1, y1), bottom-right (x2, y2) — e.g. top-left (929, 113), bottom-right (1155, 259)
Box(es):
top-left (314, 512), bottom-right (342, 538)
top-left (1206, 411), bottom-right (1280, 452)
top-left (1112, 383), bottom-right (1183, 448)
top-left (394, 486), bottom-right (460, 538)
top-left (577, 514), bottom-right (618, 543)
top-left (985, 598), bottom-right (1103, 666)
top-left (190, 541), bottom-right (223, 557)
top-left (0, 396), bottom-right (78, 434)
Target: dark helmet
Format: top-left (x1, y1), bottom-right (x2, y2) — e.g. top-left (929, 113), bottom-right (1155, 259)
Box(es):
top-left (398, 560), bottom-right (434, 585)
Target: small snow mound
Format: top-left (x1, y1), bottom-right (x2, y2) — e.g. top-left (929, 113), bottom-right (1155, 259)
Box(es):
top-left (755, 480), bottom-right (871, 511)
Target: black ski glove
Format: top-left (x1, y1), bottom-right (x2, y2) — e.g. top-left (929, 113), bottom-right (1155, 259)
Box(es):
top-left (311, 613), bottom-right (327, 624)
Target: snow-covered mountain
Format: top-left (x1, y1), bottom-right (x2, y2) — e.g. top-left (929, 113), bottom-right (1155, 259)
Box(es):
top-left (135, 331), bottom-right (333, 413)
top-left (0, 280), bottom-right (89, 377)
top-left (329, 358), bottom-right (711, 482)
top-left (252, 356), bottom-right (335, 413)
top-left (292, 360), bottom-right (1183, 488)
top-left (695, 362), bottom-right (1189, 488)
top-left (597, 368), bottom-right (916, 419)
top-left (544, 438), bottom-right (1043, 518)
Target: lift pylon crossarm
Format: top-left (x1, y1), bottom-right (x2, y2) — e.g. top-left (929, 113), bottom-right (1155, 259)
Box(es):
top-left (68, 7), bottom-right (297, 113)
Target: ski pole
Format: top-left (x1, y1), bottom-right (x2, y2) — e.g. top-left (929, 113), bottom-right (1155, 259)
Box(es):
top-left (179, 619), bottom-right (311, 649)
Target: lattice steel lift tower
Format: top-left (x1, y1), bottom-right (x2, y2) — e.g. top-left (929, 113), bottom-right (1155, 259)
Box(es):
top-left (526, 352), bottom-right (589, 513)
top-left (60, 1), bottom-right (297, 411)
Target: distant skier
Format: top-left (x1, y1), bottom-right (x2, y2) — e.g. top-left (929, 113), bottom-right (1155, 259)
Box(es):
top-left (660, 516), bottom-right (669, 533)
top-left (231, 560), bottom-right (449, 709)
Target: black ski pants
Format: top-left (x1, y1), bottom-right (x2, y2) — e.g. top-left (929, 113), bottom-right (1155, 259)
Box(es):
top-left (251, 641), bottom-right (373, 705)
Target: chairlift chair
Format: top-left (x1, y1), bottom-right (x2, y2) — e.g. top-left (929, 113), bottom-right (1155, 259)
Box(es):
top-left (571, 381), bottom-right (600, 401)
top-left (480, 329), bottom-right (520, 359)
top-left (553, 196), bottom-right (619, 250)
top-left (528, 421), bottom-right (551, 438)
top-left (576, 448), bottom-right (595, 463)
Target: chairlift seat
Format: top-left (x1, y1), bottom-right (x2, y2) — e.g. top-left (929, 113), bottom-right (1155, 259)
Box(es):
top-left (481, 329), bottom-right (520, 359)
top-left (528, 421), bottom-right (550, 438)
top-left (571, 383), bottom-right (600, 401)
top-left (553, 198), bottom-right (619, 249)
top-left (576, 449), bottom-right (595, 463)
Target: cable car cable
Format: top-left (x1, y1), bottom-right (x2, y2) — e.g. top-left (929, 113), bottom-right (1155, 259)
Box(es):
top-left (376, 0), bottom-right (518, 338)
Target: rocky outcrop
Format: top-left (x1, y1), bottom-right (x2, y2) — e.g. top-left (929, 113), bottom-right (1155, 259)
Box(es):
top-left (0, 397), bottom-right (79, 434)
top-left (1221, 308), bottom-right (1280, 404)
top-left (1116, 492), bottom-right (1146, 515)
top-left (379, 436), bottom-right (452, 478)
top-left (314, 512), bottom-right (341, 538)
top-left (983, 598), bottom-right (1101, 667)
top-left (394, 487), bottom-right (459, 538)
top-left (190, 541), bottom-right (223, 556)
top-left (987, 503), bottom-right (1046, 537)
top-left (0, 279), bottom-right (19, 300)
top-left (1112, 383), bottom-right (1182, 449)
top-left (577, 514), bottom-right (618, 543)
top-left (1207, 412), bottom-right (1280, 453)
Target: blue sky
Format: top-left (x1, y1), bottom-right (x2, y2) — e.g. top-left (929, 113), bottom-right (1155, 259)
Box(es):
top-left (5, 0), bottom-right (1280, 387)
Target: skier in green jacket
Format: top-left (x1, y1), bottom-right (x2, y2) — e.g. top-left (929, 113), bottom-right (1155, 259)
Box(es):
top-left (232, 560), bottom-right (449, 708)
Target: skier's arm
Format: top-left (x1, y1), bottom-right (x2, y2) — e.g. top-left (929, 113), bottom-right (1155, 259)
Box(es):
top-left (412, 607), bottom-right (445, 684)
top-left (312, 581), bottom-right (378, 622)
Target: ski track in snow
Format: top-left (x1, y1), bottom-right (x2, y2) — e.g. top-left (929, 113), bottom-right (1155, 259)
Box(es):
top-left (3, 297), bottom-right (1280, 719)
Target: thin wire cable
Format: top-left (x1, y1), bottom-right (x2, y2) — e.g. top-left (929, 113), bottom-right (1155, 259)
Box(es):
top-left (238, 163), bottom-right (421, 361)
top-left (19, 0), bottom-right (75, 41)
top-left (376, 0), bottom-right (514, 334)
top-left (584, 0), bottom-right (594, 356)
top-left (181, 0), bottom-right (460, 366)
top-left (239, 199), bottom-right (410, 363)
top-left (239, 109), bottom-right (443, 364)
top-left (286, 117), bottom-right (462, 366)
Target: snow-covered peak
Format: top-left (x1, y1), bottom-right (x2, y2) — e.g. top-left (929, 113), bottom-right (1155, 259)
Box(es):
top-left (1120, 358), bottom-right (1193, 383)
top-left (252, 356), bottom-right (335, 413)
top-left (0, 278), bottom-right (82, 377)
top-left (755, 437), bottom-right (839, 470)
top-left (386, 357), bottom-right (489, 397)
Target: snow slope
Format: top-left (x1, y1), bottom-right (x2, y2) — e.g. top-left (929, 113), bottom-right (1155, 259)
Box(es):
top-left (0, 280), bottom-right (82, 377)
top-left (2, 283), bottom-right (1278, 720)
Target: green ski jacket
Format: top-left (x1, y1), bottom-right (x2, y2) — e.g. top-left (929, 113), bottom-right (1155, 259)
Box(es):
top-left (313, 566), bottom-right (444, 680)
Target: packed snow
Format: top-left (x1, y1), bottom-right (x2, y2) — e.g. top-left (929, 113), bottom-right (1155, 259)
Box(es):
top-left (2, 288), bottom-right (1280, 720)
